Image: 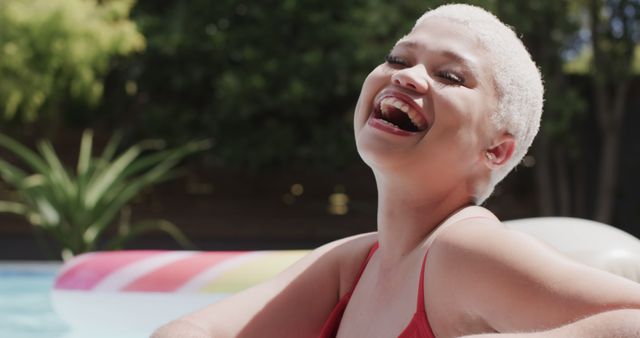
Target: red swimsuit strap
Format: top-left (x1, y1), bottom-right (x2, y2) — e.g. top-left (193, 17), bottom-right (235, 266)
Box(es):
top-left (349, 242), bottom-right (379, 292)
top-left (416, 215), bottom-right (497, 312)
top-left (416, 249), bottom-right (429, 312)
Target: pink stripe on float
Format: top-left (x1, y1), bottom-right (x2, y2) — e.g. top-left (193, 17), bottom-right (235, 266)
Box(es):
top-left (123, 251), bottom-right (243, 292)
top-left (54, 251), bottom-right (163, 290)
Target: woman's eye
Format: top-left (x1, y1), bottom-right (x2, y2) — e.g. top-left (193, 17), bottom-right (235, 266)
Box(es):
top-left (385, 54), bottom-right (408, 67)
top-left (437, 71), bottom-right (465, 85)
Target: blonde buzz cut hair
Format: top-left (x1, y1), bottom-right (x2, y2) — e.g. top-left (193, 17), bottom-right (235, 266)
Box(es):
top-left (417, 4), bottom-right (544, 204)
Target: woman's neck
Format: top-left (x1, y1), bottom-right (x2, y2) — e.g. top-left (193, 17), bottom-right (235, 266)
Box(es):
top-left (374, 175), bottom-right (472, 266)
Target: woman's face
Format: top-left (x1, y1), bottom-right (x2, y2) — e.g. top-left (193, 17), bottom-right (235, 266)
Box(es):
top-left (354, 17), bottom-right (499, 186)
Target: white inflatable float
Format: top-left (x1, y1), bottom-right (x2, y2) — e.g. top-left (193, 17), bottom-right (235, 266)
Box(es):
top-left (51, 217), bottom-right (640, 336)
top-left (52, 250), bottom-right (308, 335)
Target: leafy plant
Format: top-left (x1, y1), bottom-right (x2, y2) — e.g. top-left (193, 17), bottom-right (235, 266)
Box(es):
top-left (0, 0), bottom-right (144, 124)
top-left (0, 130), bottom-right (210, 261)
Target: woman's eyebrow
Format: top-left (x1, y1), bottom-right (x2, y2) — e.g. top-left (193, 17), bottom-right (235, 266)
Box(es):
top-left (394, 40), bottom-right (480, 76)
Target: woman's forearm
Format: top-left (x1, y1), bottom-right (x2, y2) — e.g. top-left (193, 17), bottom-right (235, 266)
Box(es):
top-left (151, 319), bottom-right (212, 338)
top-left (461, 309), bottom-right (640, 338)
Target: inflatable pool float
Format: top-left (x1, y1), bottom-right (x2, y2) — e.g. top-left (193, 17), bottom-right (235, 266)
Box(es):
top-left (51, 217), bottom-right (640, 335)
top-left (52, 249), bottom-right (307, 334)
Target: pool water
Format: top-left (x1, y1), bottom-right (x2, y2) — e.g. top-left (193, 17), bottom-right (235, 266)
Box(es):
top-left (0, 263), bottom-right (68, 338)
top-left (1, 262), bottom-right (179, 338)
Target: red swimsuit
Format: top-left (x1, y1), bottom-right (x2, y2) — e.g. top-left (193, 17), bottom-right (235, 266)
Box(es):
top-left (318, 242), bottom-right (436, 338)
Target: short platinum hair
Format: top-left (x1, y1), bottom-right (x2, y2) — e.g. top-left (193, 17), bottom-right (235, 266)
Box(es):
top-left (417, 4), bottom-right (544, 204)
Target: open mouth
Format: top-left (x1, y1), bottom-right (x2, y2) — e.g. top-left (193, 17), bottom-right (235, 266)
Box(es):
top-left (372, 96), bottom-right (428, 133)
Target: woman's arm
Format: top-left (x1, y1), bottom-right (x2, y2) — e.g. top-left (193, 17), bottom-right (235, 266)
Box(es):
top-left (430, 219), bottom-right (640, 336)
top-left (153, 318), bottom-right (211, 338)
top-left (152, 233), bottom-right (377, 338)
top-left (460, 309), bottom-right (640, 338)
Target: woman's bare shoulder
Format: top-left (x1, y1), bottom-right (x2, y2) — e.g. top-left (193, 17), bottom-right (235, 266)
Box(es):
top-left (431, 206), bottom-right (504, 249)
top-left (428, 209), bottom-right (555, 278)
top-left (423, 205), bottom-right (499, 248)
top-left (325, 231), bottom-right (378, 254)
top-left (428, 212), bottom-right (640, 334)
top-left (152, 232), bottom-right (378, 338)
top-left (322, 232), bottom-right (379, 296)
top-left (447, 205), bottom-right (500, 223)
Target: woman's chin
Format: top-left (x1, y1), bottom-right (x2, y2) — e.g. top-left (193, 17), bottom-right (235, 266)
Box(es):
top-left (356, 142), bottom-right (409, 173)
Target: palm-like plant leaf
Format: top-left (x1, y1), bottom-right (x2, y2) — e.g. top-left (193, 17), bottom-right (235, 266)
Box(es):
top-left (0, 158), bottom-right (29, 188)
top-left (37, 141), bottom-right (74, 193)
top-left (0, 201), bottom-right (28, 215)
top-left (84, 145), bottom-right (143, 209)
top-left (77, 130), bottom-right (93, 177)
top-left (0, 130), bottom-right (209, 259)
top-left (0, 133), bottom-right (50, 174)
top-left (83, 156), bottom-right (182, 246)
top-left (89, 130), bottom-right (122, 178)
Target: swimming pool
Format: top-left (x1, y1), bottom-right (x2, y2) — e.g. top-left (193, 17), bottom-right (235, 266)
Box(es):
top-left (0, 262), bottom-right (142, 338)
top-left (0, 262), bottom-right (68, 338)
top-left (2, 250), bottom-right (289, 338)
top-left (1, 249), bottom-right (307, 338)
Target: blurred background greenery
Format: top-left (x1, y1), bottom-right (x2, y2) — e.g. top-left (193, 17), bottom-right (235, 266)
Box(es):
top-left (1, 0), bottom-right (639, 259)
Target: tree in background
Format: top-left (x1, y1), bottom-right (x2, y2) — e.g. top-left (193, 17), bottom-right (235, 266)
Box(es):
top-left (483, 0), bottom-right (640, 226)
top-left (0, 0), bottom-right (144, 132)
top-left (124, 0), bottom-right (440, 171)
top-left (488, 1), bottom-right (588, 217)
top-left (588, 0), bottom-right (639, 223)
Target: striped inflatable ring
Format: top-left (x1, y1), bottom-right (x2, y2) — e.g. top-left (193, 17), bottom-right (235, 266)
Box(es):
top-left (52, 250), bottom-right (308, 335)
top-left (51, 218), bottom-right (640, 336)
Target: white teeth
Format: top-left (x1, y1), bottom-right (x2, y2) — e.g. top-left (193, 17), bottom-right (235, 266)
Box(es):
top-left (379, 97), bottom-right (427, 130)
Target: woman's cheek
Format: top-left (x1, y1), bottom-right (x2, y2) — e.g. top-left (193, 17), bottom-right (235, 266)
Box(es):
top-left (354, 67), bottom-right (390, 125)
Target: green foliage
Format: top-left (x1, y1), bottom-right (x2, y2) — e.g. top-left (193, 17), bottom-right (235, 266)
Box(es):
top-left (590, 0), bottom-right (639, 82)
top-left (564, 1), bottom-right (640, 74)
top-left (126, 0), bottom-right (435, 171)
top-left (494, 0), bottom-right (589, 152)
top-left (0, 0), bottom-right (144, 124)
top-left (0, 131), bottom-right (210, 260)
top-left (564, 48), bottom-right (593, 74)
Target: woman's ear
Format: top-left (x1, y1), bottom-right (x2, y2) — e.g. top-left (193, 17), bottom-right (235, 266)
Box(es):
top-left (485, 133), bottom-right (515, 168)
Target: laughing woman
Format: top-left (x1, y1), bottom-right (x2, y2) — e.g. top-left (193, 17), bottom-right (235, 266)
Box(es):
top-left (153, 4), bottom-right (640, 338)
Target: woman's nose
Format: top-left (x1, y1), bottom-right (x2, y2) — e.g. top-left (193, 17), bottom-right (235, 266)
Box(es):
top-left (391, 65), bottom-right (429, 93)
